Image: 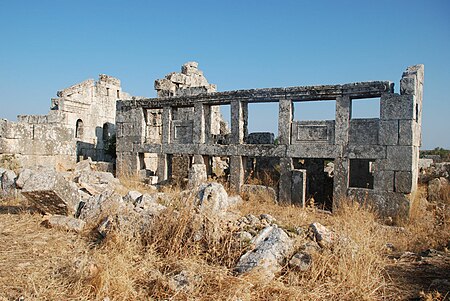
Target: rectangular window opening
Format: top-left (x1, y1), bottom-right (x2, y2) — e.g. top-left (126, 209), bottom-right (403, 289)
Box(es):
top-left (349, 159), bottom-right (375, 189)
top-left (210, 104), bottom-right (231, 144)
top-left (351, 98), bottom-right (380, 119)
top-left (293, 100), bottom-right (336, 121)
top-left (247, 102), bottom-right (278, 144)
top-left (245, 156), bottom-right (280, 188)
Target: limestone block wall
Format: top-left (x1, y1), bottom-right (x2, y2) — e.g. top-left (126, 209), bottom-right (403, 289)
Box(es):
top-left (116, 65), bottom-right (424, 218)
top-left (0, 118), bottom-right (76, 170)
top-left (52, 74), bottom-right (131, 161)
top-left (1, 74), bottom-right (133, 170)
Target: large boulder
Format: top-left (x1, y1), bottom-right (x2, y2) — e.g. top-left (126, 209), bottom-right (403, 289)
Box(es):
top-left (22, 170), bottom-right (80, 215)
top-left (235, 225), bottom-right (293, 280)
top-left (195, 183), bottom-right (233, 217)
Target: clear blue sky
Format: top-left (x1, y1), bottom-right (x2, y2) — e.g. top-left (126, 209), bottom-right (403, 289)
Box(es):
top-left (0, 0), bottom-right (449, 149)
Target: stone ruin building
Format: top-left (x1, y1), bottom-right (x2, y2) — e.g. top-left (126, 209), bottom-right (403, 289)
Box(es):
top-left (0, 62), bottom-right (424, 218)
top-left (0, 75), bottom-right (131, 170)
top-left (116, 64), bottom-right (424, 217)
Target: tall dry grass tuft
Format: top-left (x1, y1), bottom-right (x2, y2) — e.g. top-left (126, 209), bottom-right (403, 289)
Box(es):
top-left (385, 184), bottom-right (450, 252)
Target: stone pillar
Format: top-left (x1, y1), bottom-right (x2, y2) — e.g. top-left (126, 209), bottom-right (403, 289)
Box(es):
top-left (230, 155), bottom-right (245, 193)
top-left (278, 157), bottom-right (293, 204)
top-left (333, 95), bottom-right (351, 206)
top-left (278, 98), bottom-right (292, 145)
top-left (231, 100), bottom-right (246, 144)
top-left (162, 106), bottom-right (172, 144)
top-left (193, 103), bottom-right (205, 144)
top-left (292, 169), bottom-right (307, 207)
top-left (157, 153), bottom-right (168, 183)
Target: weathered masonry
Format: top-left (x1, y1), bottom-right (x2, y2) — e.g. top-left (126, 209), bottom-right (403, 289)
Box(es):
top-left (116, 65), bottom-right (423, 217)
top-left (0, 74), bottom-right (132, 169)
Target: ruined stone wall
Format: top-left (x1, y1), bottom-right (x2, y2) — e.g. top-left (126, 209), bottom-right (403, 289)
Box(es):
top-left (0, 118), bottom-right (76, 170)
top-left (1, 74), bottom-right (132, 170)
top-left (117, 64), bottom-right (423, 218)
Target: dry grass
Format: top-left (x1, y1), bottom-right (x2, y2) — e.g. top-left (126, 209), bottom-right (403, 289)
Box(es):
top-left (382, 184), bottom-right (450, 253)
top-left (1, 181), bottom-right (449, 300)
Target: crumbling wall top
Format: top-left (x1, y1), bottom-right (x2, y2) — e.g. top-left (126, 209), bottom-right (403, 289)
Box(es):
top-left (154, 61), bottom-right (217, 97)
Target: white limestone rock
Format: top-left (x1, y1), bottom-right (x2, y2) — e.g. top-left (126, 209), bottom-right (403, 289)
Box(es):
top-left (195, 183), bottom-right (231, 217)
top-left (43, 215), bottom-right (86, 232)
top-left (235, 225), bottom-right (293, 280)
top-left (309, 222), bottom-right (335, 248)
top-left (1, 169), bottom-right (17, 196)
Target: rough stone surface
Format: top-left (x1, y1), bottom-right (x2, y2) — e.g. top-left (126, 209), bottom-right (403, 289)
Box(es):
top-left (22, 170), bottom-right (80, 215)
top-left (196, 183), bottom-right (231, 216)
top-left (428, 177), bottom-right (448, 202)
top-left (235, 225), bottom-right (293, 280)
top-left (188, 163), bottom-right (207, 188)
top-left (123, 190), bottom-right (143, 204)
top-left (43, 215), bottom-right (86, 232)
top-left (309, 222), bottom-right (335, 248)
top-left (1, 169), bottom-right (16, 197)
top-left (78, 191), bottom-right (124, 223)
top-left (15, 168), bottom-right (33, 189)
top-left (289, 251), bottom-right (312, 272)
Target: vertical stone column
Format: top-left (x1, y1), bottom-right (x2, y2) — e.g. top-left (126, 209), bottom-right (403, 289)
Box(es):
top-left (204, 105), bottom-right (212, 144)
top-left (292, 169), bottom-right (307, 207)
top-left (278, 98), bottom-right (292, 145)
top-left (231, 100), bottom-right (246, 144)
top-left (193, 103), bottom-right (205, 144)
top-left (230, 155), bottom-right (245, 193)
top-left (157, 153), bottom-right (168, 183)
top-left (162, 106), bottom-right (172, 144)
top-left (333, 95), bottom-right (351, 206)
top-left (278, 157), bottom-right (293, 204)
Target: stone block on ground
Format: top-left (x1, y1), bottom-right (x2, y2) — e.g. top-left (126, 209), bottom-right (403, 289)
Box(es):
top-left (22, 170), bottom-right (80, 215)
top-left (42, 215), bottom-right (86, 232)
top-left (78, 191), bottom-right (125, 223)
top-left (235, 225), bottom-right (293, 280)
